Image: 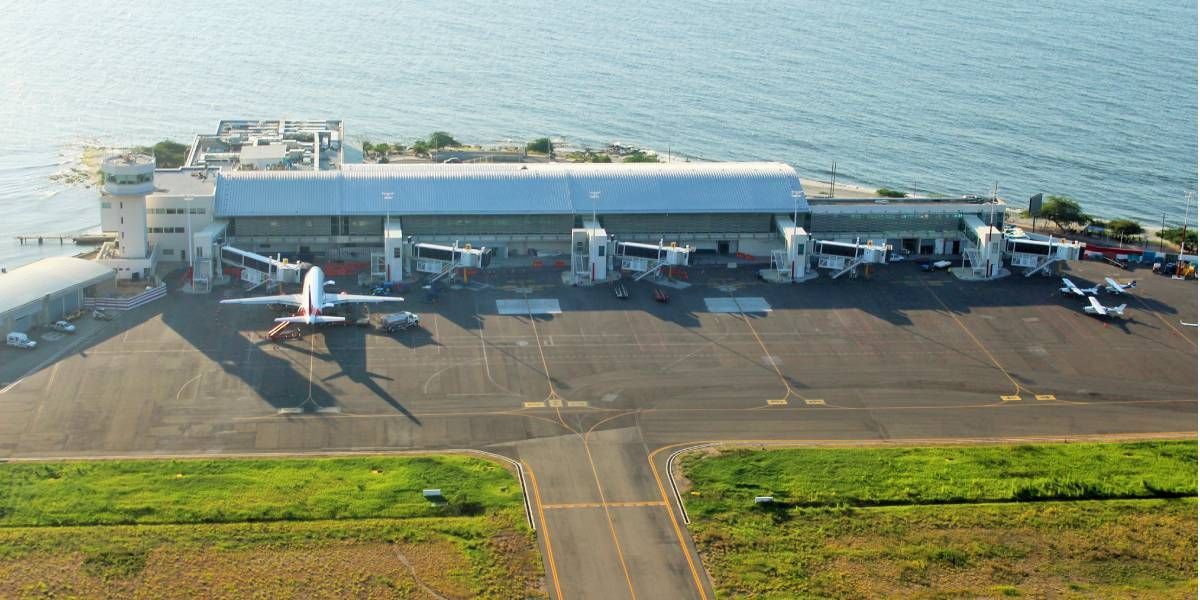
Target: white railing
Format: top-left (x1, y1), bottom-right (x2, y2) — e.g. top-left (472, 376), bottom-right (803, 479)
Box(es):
top-left (84, 284), bottom-right (167, 310)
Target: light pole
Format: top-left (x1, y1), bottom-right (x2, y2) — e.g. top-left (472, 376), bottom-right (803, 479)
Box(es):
top-left (589, 191), bottom-right (600, 226)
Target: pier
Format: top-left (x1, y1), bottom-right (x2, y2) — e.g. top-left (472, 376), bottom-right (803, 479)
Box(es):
top-left (14, 233), bottom-right (114, 246)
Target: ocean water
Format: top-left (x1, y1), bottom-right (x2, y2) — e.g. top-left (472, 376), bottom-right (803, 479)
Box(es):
top-left (0, 0), bottom-right (1195, 269)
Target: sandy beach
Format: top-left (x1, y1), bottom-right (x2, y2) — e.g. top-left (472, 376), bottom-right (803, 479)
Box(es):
top-left (799, 177), bottom-right (882, 199)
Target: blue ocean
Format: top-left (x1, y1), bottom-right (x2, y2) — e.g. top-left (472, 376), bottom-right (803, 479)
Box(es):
top-left (0, 0), bottom-right (1195, 269)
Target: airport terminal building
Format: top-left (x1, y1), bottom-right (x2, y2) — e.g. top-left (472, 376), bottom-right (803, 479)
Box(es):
top-left (96, 119), bottom-right (1059, 287)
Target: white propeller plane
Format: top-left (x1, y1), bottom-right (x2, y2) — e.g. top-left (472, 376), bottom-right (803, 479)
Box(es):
top-left (219, 266), bottom-right (404, 325)
top-left (1103, 277), bottom-right (1136, 294)
top-left (1060, 278), bottom-right (1099, 297)
top-left (1083, 295), bottom-right (1127, 318)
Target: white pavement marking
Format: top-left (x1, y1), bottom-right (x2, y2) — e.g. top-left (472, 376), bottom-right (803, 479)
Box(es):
top-left (497, 299), bottom-right (562, 315)
top-left (703, 297), bottom-right (772, 313)
top-left (703, 298), bottom-right (739, 313)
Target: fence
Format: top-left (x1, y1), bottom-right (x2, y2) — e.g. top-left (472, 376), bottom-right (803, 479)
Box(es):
top-left (84, 284), bottom-right (168, 311)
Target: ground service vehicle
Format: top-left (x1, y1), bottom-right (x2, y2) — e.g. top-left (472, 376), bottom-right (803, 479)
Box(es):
top-left (6, 332), bottom-right (36, 349)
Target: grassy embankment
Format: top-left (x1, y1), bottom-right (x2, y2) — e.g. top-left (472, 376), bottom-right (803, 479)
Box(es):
top-left (682, 441), bottom-right (1197, 599)
top-left (0, 455), bottom-right (544, 598)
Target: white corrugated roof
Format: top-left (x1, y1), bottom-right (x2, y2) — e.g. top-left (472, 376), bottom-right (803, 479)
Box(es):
top-left (214, 162), bottom-right (807, 217)
top-left (0, 257), bottom-right (115, 316)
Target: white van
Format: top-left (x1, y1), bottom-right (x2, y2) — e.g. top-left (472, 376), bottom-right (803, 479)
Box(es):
top-left (6, 332), bottom-right (37, 349)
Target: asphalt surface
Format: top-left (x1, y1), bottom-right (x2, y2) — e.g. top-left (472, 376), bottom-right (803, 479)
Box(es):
top-left (0, 259), bottom-right (1195, 599)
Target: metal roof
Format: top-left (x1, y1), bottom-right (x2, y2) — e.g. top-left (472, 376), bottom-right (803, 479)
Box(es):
top-left (214, 162), bottom-right (807, 217)
top-left (0, 257), bottom-right (115, 316)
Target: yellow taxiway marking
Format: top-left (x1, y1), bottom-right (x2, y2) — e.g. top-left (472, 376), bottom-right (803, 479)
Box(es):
top-left (647, 448), bottom-right (711, 600)
top-left (803, 398), bottom-right (826, 406)
top-left (766, 399), bottom-right (789, 406)
top-left (542, 501), bottom-right (667, 510)
top-left (1001, 395), bottom-right (1022, 402)
top-left (523, 401), bottom-right (546, 409)
top-left (1035, 394), bottom-right (1058, 401)
top-left (566, 400), bottom-right (589, 408)
top-left (523, 464), bottom-right (563, 600)
top-left (548, 398), bottom-right (564, 408)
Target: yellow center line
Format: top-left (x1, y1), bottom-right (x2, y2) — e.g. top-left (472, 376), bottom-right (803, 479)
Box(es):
top-left (1132, 293), bottom-right (1198, 349)
top-left (522, 296), bottom-right (635, 597)
top-left (919, 279), bottom-right (1030, 397)
top-left (581, 437), bottom-right (639, 600)
top-left (524, 464), bottom-right (563, 600)
top-left (543, 501), bottom-right (667, 510)
top-left (736, 307), bottom-right (803, 404)
top-left (647, 445), bottom-right (710, 600)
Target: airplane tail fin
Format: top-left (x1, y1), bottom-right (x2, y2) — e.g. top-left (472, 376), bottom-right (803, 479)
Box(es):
top-left (1114, 304), bottom-right (1127, 315)
top-left (1129, 280), bottom-right (1136, 288)
top-left (274, 316), bottom-right (346, 324)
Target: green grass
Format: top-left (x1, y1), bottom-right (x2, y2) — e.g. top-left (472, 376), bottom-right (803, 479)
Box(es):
top-left (682, 442), bottom-right (1198, 599)
top-left (0, 455), bottom-right (520, 526)
top-left (0, 455), bottom-right (544, 598)
top-left (683, 441), bottom-right (1196, 516)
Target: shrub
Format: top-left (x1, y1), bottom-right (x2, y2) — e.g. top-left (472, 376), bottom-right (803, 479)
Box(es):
top-left (876, 188), bottom-right (907, 198)
top-left (526, 137), bottom-right (553, 154)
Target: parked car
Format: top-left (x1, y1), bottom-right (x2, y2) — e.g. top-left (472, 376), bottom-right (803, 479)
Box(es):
top-left (92, 309), bottom-right (113, 321)
top-left (50, 320), bottom-right (76, 333)
top-left (6, 332), bottom-right (36, 349)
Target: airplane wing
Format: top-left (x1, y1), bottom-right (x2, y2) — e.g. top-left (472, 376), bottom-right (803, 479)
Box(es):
top-left (1061, 278), bottom-right (1081, 295)
top-left (1104, 277), bottom-right (1129, 293)
top-left (1087, 295), bottom-right (1105, 313)
top-left (328, 293), bottom-right (405, 305)
top-left (219, 294), bottom-right (304, 306)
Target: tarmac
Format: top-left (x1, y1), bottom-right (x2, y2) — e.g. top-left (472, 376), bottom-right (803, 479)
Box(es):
top-left (0, 258), bottom-right (1195, 599)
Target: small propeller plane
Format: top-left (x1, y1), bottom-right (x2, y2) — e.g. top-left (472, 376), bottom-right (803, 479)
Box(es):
top-left (1060, 278), bottom-right (1099, 297)
top-left (1103, 277), bottom-right (1136, 294)
top-left (1083, 295), bottom-right (1127, 318)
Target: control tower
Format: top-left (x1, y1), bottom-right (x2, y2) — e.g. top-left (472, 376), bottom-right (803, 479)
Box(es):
top-left (98, 152), bottom-right (156, 279)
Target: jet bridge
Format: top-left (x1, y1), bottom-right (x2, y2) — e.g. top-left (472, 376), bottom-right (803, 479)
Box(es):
top-left (220, 245), bottom-right (304, 290)
top-left (1008, 236), bottom-right (1083, 277)
top-left (615, 240), bottom-right (691, 281)
top-left (813, 238), bottom-right (890, 279)
top-left (411, 240), bottom-right (491, 283)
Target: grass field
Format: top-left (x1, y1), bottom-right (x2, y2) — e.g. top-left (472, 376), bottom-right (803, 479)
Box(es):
top-left (681, 441), bottom-right (1197, 599)
top-left (0, 455), bottom-right (544, 599)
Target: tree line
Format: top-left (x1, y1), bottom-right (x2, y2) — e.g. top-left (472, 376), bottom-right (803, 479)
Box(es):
top-left (1031, 195), bottom-right (1194, 251)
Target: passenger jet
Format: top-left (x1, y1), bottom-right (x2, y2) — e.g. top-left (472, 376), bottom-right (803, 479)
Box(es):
top-left (219, 266), bottom-right (403, 325)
